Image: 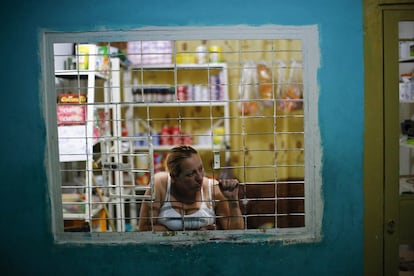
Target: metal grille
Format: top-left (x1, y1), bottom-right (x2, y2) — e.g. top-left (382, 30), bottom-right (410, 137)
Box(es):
top-left (54, 38), bottom-right (306, 233)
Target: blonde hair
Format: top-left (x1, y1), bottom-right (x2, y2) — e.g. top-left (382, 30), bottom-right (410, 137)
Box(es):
top-left (167, 145), bottom-right (198, 177)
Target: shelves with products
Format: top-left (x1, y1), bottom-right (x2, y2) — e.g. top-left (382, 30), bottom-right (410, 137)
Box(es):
top-left (56, 58), bottom-right (121, 161)
top-left (399, 39), bottom-right (414, 62)
top-left (398, 38), bottom-right (414, 101)
top-left (125, 62), bottom-right (230, 152)
top-left (55, 47), bottom-right (124, 230)
top-left (120, 62), bottom-right (230, 190)
top-left (130, 63), bottom-right (228, 103)
top-left (128, 117), bottom-right (227, 151)
top-left (398, 24), bottom-right (414, 240)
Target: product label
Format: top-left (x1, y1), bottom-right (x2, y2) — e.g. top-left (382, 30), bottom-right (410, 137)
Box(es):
top-left (57, 94), bottom-right (87, 125)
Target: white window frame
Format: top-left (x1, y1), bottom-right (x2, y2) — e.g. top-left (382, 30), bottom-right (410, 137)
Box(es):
top-left (41, 25), bottom-right (322, 244)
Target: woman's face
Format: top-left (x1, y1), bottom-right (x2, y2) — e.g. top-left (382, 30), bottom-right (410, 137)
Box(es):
top-left (174, 153), bottom-right (204, 192)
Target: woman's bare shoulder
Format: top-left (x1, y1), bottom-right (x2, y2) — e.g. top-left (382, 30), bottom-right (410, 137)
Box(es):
top-left (155, 171), bottom-right (169, 179)
top-left (154, 171), bottom-right (169, 189)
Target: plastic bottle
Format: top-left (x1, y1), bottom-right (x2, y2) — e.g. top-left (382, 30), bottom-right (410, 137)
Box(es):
top-left (209, 45), bottom-right (222, 63)
top-left (195, 40), bottom-right (207, 64)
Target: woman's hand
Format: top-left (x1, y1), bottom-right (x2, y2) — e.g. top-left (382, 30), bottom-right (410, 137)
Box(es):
top-left (218, 179), bottom-right (239, 200)
top-left (199, 224), bottom-right (217, 230)
top-left (216, 178), bottom-right (244, 230)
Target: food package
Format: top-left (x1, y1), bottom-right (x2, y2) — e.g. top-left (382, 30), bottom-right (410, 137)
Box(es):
top-left (277, 59), bottom-right (303, 112)
top-left (57, 94), bottom-right (87, 125)
top-left (257, 63), bottom-right (273, 107)
top-left (75, 44), bottom-right (96, 70)
top-left (238, 62), bottom-right (260, 115)
top-left (127, 41), bottom-right (173, 65)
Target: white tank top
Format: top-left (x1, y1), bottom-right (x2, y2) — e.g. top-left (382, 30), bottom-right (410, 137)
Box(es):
top-left (158, 177), bottom-right (215, 230)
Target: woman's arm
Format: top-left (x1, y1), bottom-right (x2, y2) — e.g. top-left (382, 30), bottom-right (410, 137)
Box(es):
top-left (214, 179), bottom-right (244, 230)
top-left (138, 189), bottom-right (166, 231)
top-left (138, 172), bottom-right (169, 231)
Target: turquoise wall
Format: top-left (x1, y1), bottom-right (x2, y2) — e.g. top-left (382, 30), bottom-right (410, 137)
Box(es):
top-left (0, 0), bottom-right (363, 275)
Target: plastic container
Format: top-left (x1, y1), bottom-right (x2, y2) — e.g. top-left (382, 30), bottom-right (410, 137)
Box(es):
top-left (209, 45), bottom-right (222, 63)
top-left (76, 44), bottom-right (93, 70)
top-left (195, 40), bottom-right (208, 64)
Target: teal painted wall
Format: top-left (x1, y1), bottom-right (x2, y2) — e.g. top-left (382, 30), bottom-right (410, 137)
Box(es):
top-left (0, 0), bottom-right (363, 275)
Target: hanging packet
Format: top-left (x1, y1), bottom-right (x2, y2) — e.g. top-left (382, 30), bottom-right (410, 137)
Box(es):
top-left (238, 62), bottom-right (260, 115)
top-left (278, 59), bottom-right (303, 112)
top-left (257, 63), bottom-right (273, 107)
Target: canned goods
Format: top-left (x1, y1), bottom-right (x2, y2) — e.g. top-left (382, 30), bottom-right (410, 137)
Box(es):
top-left (183, 133), bottom-right (193, 145)
top-left (171, 125), bottom-right (182, 145)
top-left (160, 125), bottom-right (171, 145)
top-left (177, 85), bottom-right (187, 101)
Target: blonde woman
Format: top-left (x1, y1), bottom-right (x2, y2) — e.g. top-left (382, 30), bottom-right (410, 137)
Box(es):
top-left (138, 145), bottom-right (243, 231)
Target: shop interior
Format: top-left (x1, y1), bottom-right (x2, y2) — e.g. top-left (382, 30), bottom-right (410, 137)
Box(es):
top-left (54, 39), bottom-right (306, 232)
top-left (397, 21), bottom-right (414, 273)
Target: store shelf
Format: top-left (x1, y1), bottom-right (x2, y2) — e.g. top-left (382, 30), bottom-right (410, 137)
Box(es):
top-left (125, 63), bottom-right (230, 144)
top-left (130, 101), bottom-right (227, 107)
top-left (400, 100), bottom-right (414, 104)
top-left (131, 62), bottom-right (227, 70)
top-left (133, 143), bottom-right (223, 152)
top-left (56, 51), bottom-right (125, 231)
top-left (62, 194), bottom-right (109, 220)
top-left (123, 61), bottom-right (230, 181)
top-left (55, 69), bottom-right (109, 80)
top-left (400, 176), bottom-right (414, 195)
top-left (63, 203), bottom-right (106, 220)
top-left (400, 136), bottom-right (414, 149)
top-left (398, 27), bottom-right (414, 246)
top-left (399, 57), bottom-right (414, 63)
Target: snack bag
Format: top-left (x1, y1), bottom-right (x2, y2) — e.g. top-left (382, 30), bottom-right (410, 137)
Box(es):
top-left (238, 62), bottom-right (260, 115)
top-left (277, 59), bottom-right (303, 112)
top-left (257, 63), bottom-right (273, 107)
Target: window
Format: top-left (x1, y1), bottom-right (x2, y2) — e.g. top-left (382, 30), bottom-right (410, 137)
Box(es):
top-left (42, 26), bottom-right (322, 244)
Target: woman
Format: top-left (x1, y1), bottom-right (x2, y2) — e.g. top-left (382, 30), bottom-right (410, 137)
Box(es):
top-left (138, 145), bottom-right (244, 231)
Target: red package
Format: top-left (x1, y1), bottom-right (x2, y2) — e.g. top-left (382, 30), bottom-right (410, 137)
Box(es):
top-left (57, 94), bottom-right (87, 125)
